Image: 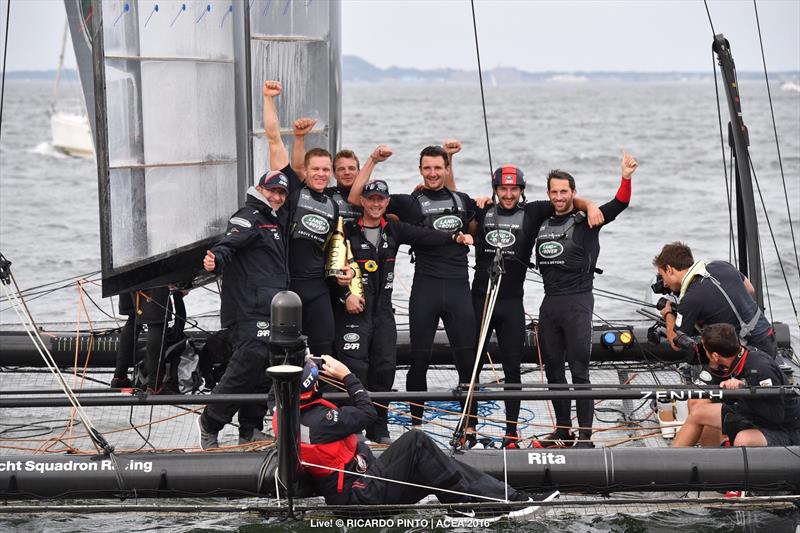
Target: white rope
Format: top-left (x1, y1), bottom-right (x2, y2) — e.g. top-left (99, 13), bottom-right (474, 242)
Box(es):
top-left (300, 461), bottom-right (508, 503)
top-left (454, 272), bottom-right (503, 442)
top-left (1, 281), bottom-right (105, 452)
top-left (503, 444), bottom-right (508, 503)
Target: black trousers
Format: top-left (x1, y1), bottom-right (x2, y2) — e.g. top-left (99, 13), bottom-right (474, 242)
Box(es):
top-left (201, 320), bottom-right (271, 436)
top-left (348, 430), bottom-right (519, 505)
top-left (472, 291), bottom-right (524, 436)
top-left (538, 292), bottom-right (594, 435)
top-left (406, 276), bottom-right (476, 426)
top-left (113, 317), bottom-right (165, 389)
top-left (334, 301), bottom-right (397, 440)
top-left (114, 289), bottom-right (171, 389)
top-left (291, 278), bottom-right (335, 357)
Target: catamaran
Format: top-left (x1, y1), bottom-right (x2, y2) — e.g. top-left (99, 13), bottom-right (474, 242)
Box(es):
top-left (0, 0), bottom-right (798, 523)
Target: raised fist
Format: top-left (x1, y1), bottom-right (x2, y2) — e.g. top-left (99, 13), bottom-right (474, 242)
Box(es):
top-left (371, 144), bottom-right (393, 163)
top-left (262, 80), bottom-right (282, 98)
top-left (621, 151), bottom-right (638, 179)
top-left (443, 139), bottom-right (462, 156)
top-left (293, 117), bottom-right (317, 137)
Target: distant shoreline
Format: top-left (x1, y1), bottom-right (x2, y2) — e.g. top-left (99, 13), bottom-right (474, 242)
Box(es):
top-left (8, 55), bottom-right (799, 85)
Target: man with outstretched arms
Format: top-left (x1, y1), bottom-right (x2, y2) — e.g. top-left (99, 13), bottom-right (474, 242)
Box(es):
top-left (672, 323), bottom-right (800, 448)
top-left (291, 117), bottom-right (363, 222)
top-left (653, 242), bottom-right (776, 356)
top-left (197, 171), bottom-right (289, 448)
top-left (262, 80), bottom-right (343, 357)
top-left (533, 153), bottom-right (637, 449)
top-left (279, 355), bottom-right (558, 517)
top-left (472, 166), bottom-right (603, 449)
top-left (335, 175), bottom-right (473, 444)
top-left (349, 144), bottom-right (478, 432)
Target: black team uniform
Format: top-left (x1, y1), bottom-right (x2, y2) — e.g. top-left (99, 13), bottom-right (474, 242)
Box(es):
top-left (283, 165), bottom-right (340, 356)
top-left (326, 185), bottom-right (362, 223)
top-left (280, 361), bottom-right (545, 511)
top-left (199, 181), bottom-right (289, 444)
top-left (473, 184), bottom-right (556, 446)
top-left (717, 347), bottom-right (800, 445)
top-left (534, 178), bottom-right (630, 447)
top-left (675, 261), bottom-right (776, 356)
top-left (387, 188), bottom-right (477, 426)
top-left (335, 208), bottom-right (459, 441)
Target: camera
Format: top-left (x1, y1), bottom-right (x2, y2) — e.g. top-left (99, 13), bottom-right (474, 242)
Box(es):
top-left (651, 273), bottom-right (672, 295)
top-left (656, 297), bottom-right (674, 311)
top-left (308, 356), bottom-right (326, 370)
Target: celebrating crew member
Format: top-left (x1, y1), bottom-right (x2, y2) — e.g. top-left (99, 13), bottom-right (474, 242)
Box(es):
top-left (672, 323), bottom-right (800, 447)
top-left (335, 175), bottom-right (473, 444)
top-left (471, 166), bottom-right (603, 448)
top-left (348, 143), bottom-right (479, 436)
top-left (653, 242), bottom-right (776, 356)
top-left (262, 80), bottom-right (344, 357)
top-left (198, 170), bottom-right (289, 448)
top-left (278, 355), bottom-right (558, 518)
top-left (291, 117), bottom-right (363, 222)
top-left (534, 153), bottom-right (637, 449)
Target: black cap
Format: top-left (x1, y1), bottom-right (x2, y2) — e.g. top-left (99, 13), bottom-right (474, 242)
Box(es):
top-left (363, 179), bottom-right (390, 198)
top-left (258, 171), bottom-right (289, 192)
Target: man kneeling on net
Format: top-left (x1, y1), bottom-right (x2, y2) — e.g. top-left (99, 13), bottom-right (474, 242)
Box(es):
top-left (278, 355), bottom-right (559, 520)
top-left (672, 323), bottom-right (800, 447)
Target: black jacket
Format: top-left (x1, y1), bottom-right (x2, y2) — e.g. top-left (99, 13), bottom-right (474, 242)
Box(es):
top-left (211, 188), bottom-right (289, 327)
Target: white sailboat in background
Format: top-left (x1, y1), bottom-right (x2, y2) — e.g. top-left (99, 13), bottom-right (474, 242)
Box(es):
top-left (50, 18), bottom-right (93, 158)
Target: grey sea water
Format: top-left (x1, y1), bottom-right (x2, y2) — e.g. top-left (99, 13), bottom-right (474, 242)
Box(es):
top-left (1, 80), bottom-right (799, 531)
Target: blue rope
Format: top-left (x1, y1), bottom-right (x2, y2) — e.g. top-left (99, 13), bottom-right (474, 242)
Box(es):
top-left (386, 389), bottom-right (538, 448)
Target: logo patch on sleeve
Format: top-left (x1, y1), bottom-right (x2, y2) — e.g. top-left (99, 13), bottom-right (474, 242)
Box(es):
top-left (759, 378), bottom-right (773, 386)
top-left (230, 216), bottom-right (252, 228)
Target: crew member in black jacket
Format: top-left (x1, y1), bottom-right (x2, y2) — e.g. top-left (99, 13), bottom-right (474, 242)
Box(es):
top-left (198, 171), bottom-right (289, 448)
top-left (280, 355), bottom-right (558, 518)
top-left (335, 178), bottom-right (473, 444)
top-left (534, 153), bottom-right (637, 449)
top-left (672, 323), bottom-right (800, 447)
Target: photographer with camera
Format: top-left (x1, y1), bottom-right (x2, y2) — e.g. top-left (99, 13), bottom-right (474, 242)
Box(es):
top-left (671, 323), bottom-right (800, 448)
top-left (652, 242), bottom-right (776, 356)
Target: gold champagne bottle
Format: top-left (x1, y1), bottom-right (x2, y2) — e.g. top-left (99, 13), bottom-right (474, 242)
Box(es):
top-left (325, 217), bottom-right (347, 277)
top-left (346, 240), bottom-right (364, 299)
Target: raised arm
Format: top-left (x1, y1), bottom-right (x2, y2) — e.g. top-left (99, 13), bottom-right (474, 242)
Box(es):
top-left (443, 139), bottom-right (461, 191)
top-left (347, 144), bottom-right (393, 205)
top-left (262, 80), bottom-right (289, 170)
top-left (291, 117), bottom-right (317, 182)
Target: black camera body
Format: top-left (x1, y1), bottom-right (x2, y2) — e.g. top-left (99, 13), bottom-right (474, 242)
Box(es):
top-left (651, 273), bottom-right (672, 295)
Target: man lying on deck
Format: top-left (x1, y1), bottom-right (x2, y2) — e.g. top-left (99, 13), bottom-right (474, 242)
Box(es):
top-left (275, 355), bottom-right (559, 520)
top-left (672, 323), bottom-right (800, 447)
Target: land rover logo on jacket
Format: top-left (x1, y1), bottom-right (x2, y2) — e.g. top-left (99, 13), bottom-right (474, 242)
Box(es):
top-left (486, 229), bottom-right (516, 248)
top-left (538, 241), bottom-right (564, 258)
top-left (301, 214), bottom-right (330, 234)
top-left (433, 215), bottom-right (462, 232)
top-left (343, 333), bottom-right (360, 342)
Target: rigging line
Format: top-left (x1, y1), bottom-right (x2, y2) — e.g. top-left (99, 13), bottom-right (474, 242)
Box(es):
top-left (759, 236), bottom-right (774, 326)
top-left (729, 152), bottom-right (737, 265)
top-left (748, 154), bottom-right (799, 323)
top-left (0, 0), bottom-right (9, 142)
top-left (702, 0), bottom-right (717, 36)
top-left (469, 0), bottom-right (493, 175)
top-left (753, 0), bottom-right (800, 279)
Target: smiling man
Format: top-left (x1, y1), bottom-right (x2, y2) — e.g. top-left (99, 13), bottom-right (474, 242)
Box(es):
top-left (335, 172), bottom-right (472, 443)
top-left (349, 144), bottom-right (478, 431)
top-left (533, 153), bottom-right (637, 449)
top-left (262, 80), bottom-right (341, 357)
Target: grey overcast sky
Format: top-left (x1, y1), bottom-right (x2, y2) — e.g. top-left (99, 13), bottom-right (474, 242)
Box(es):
top-left (1, 0), bottom-right (798, 72)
